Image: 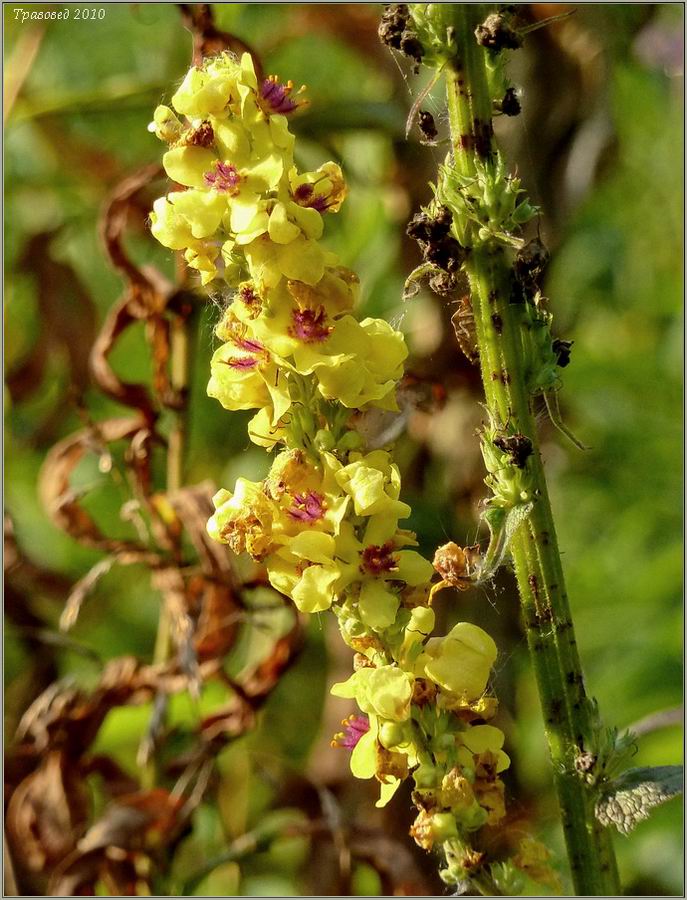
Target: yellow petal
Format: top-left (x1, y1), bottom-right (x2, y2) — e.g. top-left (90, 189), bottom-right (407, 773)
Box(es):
top-left (288, 530), bottom-right (336, 563)
top-left (350, 728), bottom-right (377, 780)
top-left (460, 724), bottom-right (505, 755)
top-left (163, 146), bottom-right (216, 189)
top-left (375, 777), bottom-right (401, 808)
top-left (292, 564), bottom-right (339, 612)
top-left (358, 581), bottom-right (399, 631)
top-left (268, 202), bottom-right (301, 244)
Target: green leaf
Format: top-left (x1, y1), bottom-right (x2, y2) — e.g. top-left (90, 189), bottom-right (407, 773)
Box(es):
top-left (595, 765), bottom-right (683, 834)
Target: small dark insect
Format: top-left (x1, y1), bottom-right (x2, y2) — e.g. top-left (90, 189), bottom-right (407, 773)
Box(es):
top-left (499, 86), bottom-right (521, 116)
top-left (493, 432), bottom-right (533, 468)
top-left (552, 338), bottom-right (574, 368)
top-left (451, 295), bottom-right (479, 365)
top-left (418, 109), bottom-right (438, 141)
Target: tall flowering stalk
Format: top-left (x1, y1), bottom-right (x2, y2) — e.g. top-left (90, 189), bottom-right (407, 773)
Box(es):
top-left (147, 50), bottom-right (560, 893)
top-left (382, 3), bottom-right (623, 894)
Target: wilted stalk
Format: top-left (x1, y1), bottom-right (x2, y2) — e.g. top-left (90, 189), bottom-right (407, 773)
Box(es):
top-left (405, 4), bottom-right (620, 894)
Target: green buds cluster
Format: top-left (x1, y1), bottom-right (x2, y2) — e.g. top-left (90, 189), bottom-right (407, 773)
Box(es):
top-left (439, 154), bottom-right (537, 248)
top-left (519, 293), bottom-right (562, 395)
top-left (481, 417), bottom-right (536, 510)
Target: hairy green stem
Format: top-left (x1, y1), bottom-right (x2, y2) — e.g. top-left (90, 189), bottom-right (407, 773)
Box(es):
top-left (441, 6), bottom-right (619, 894)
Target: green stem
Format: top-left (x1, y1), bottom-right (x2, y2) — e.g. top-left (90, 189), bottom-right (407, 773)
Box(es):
top-left (441, 6), bottom-right (619, 894)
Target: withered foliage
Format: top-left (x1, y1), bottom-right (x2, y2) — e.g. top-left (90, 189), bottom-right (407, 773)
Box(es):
top-left (5, 151), bottom-right (307, 894)
top-left (3, 12), bottom-right (308, 894)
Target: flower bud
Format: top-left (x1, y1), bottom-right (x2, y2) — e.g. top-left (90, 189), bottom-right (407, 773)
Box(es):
top-left (379, 720), bottom-right (405, 750)
top-left (429, 812), bottom-right (459, 843)
top-left (314, 429), bottom-right (335, 452)
top-left (413, 764), bottom-right (440, 789)
top-left (338, 429), bottom-right (364, 452)
top-left (148, 105), bottom-right (183, 143)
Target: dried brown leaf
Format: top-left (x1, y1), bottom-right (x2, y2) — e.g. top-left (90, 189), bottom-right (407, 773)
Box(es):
top-left (60, 556), bottom-right (116, 631)
top-left (151, 567), bottom-right (201, 693)
top-left (6, 751), bottom-right (89, 873)
top-left (89, 299), bottom-right (158, 419)
top-left (38, 416), bottom-right (161, 559)
top-left (99, 163), bottom-right (163, 296)
top-left (8, 232), bottom-right (97, 430)
top-left (179, 3), bottom-right (263, 73)
top-left (191, 578), bottom-right (239, 661)
top-left (167, 482), bottom-right (238, 583)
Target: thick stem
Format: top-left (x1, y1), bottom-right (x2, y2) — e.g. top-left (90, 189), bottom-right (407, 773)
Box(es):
top-left (443, 6), bottom-right (619, 894)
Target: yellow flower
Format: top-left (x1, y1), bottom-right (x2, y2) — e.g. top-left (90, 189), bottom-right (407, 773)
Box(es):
top-left (234, 269), bottom-right (358, 358)
top-left (244, 232), bottom-right (336, 289)
top-left (456, 724), bottom-right (510, 775)
top-left (308, 318), bottom-right (408, 410)
top-left (148, 104), bottom-right (183, 143)
top-left (289, 162), bottom-right (347, 214)
top-left (150, 190), bottom-right (227, 243)
top-left (207, 480), bottom-right (277, 560)
top-left (246, 405), bottom-right (287, 449)
top-left (421, 622), bottom-right (498, 701)
top-left (184, 242), bottom-right (221, 285)
top-left (207, 312), bottom-right (290, 423)
top-left (171, 55), bottom-right (240, 118)
top-left (263, 448), bottom-right (349, 539)
top-left (331, 665), bottom-right (413, 722)
top-left (323, 512), bottom-right (433, 633)
top-left (265, 530), bottom-right (342, 613)
top-left (335, 450), bottom-right (410, 519)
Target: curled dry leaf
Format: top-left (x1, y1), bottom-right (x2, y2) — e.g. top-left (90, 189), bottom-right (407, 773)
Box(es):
top-left (60, 556), bottom-right (115, 632)
top-left (190, 577), bottom-right (240, 662)
top-left (166, 482), bottom-right (239, 584)
top-left (99, 162), bottom-right (164, 298)
top-left (48, 789), bottom-right (182, 896)
top-left (5, 751), bottom-right (90, 874)
top-left (151, 567), bottom-right (201, 693)
top-left (179, 3), bottom-right (263, 73)
top-left (200, 618), bottom-right (303, 744)
top-left (90, 299), bottom-right (158, 420)
top-left (94, 162), bottom-right (193, 418)
top-left (38, 415), bottom-right (161, 560)
top-left (7, 231), bottom-right (97, 417)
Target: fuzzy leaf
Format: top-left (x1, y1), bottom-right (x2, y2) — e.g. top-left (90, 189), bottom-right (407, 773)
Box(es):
top-left (595, 765), bottom-right (683, 834)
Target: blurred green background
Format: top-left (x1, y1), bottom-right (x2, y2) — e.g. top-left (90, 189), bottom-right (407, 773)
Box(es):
top-left (4, 3), bottom-right (683, 896)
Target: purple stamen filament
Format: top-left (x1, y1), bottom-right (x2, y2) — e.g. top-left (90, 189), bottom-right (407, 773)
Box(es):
top-left (293, 181), bottom-right (332, 212)
top-left (223, 356), bottom-right (258, 370)
top-left (288, 490), bottom-right (326, 523)
top-left (332, 715), bottom-right (370, 750)
top-left (204, 161), bottom-right (242, 195)
top-left (289, 306), bottom-right (332, 343)
top-left (260, 76), bottom-right (300, 115)
top-left (360, 541), bottom-right (398, 576)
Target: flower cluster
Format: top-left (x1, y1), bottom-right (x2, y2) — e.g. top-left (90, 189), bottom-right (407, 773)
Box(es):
top-left (150, 51), bottom-right (510, 885)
